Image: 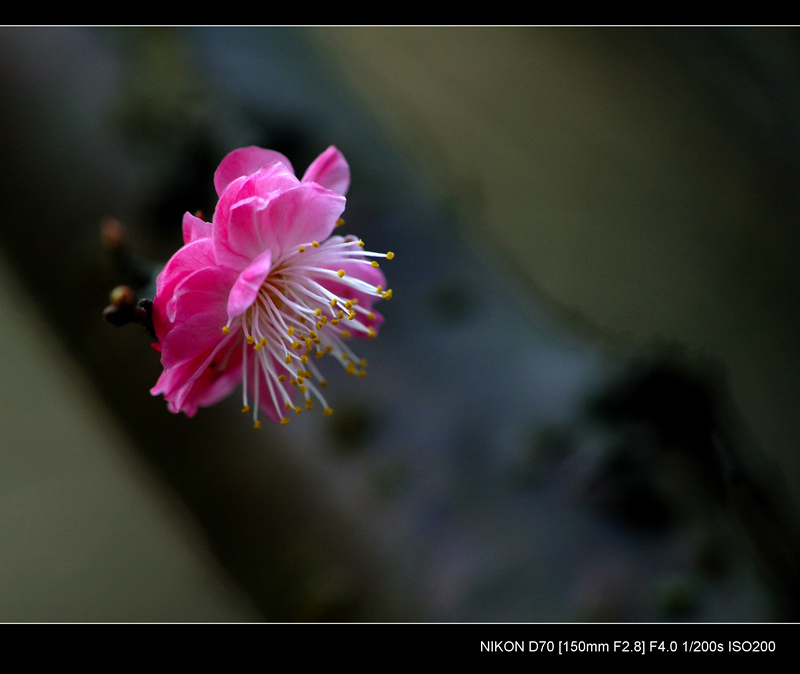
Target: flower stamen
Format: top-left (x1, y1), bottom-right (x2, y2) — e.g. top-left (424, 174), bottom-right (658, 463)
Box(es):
top-left (226, 235), bottom-right (392, 427)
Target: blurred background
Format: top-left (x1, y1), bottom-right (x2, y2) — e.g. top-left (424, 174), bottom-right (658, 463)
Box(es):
top-left (0, 26), bottom-right (799, 621)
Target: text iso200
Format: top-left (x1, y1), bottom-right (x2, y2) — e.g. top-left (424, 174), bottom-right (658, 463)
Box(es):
top-left (729, 641), bottom-right (776, 653)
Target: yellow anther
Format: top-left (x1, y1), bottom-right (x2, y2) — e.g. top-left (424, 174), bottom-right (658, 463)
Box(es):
top-left (316, 321), bottom-right (324, 330)
top-left (260, 337), bottom-right (267, 346)
top-left (367, 312), bottom-right (375, 322)
top-left (331, 298), bottom-right (338, 307)
top-left (315, 351), bottom-right (324, 359)
top-left (348, 311), bottom-right (356, 320)
top-left (296, 376), bottom-right (304, 385)
top-left (371, 261), bottom-right (380, 268)
top-left (292, 340), bottom-right (301, 350)
top-left (312, 241), bottom-right (319, 248)
top-left (376, 285), bottom-right (383, 294)
top-left (299, 385), bottom-right (306, 394)
top-left (346, 362), bottom-right (356, 375)
top-left (325, 346), bottom-right (333, 354)
top-left (254, 420), bottom-right (262, 429)
top-left (382, 289), bottom-right (393, 300)
top-left (298, 245), bottom-right (306, 253)
top-left (357, 369), bottom-right (367, 379)
top-left (305, 399), bottom-right (313, 410)
top-left (278, 374), bottom-right (287, 382)
top-left (247, 336), bottom-right (255, 345)
top-left (320, 379), bottom-right (329, 388)
top-left (366, 327), bottom-right (376, 338)
top-left (301, 355), bottom-right (308, 364)
top-left (287, 327), bottom-right (294, 336)
top-left (341, 330), bottom-right (351, 339)
top-left (337, 310), bottom-right (344, 319)
top-left (280, 417), bottom-right (290, 425)
top-left (345, 300), bottom-right (353, 309)
top-left (336, 218), bottom-right (345, 227)
top-left (357, 239), bottom-right (364, 247)
top-left (337, 269), bottom-right (345, 278)
top-left (295, 406), bottom-right (302, 415)
top-left (222, 326), bottom-right (231, 335)
top-left (242, 405), bottom-right (250, 413)
top-left (324, 407), bottom-right (334, 416)
top-left (331, 318), bottom-right (339, 326)
top-left (254, 343), bottom-right (263, 351)
top-left (360, 359), bottom-right (368, 367)
top-left (285, 355), bottom-right (292, 364)
top-left (314, 308), bottom-right (322, 316)
top-left (386, 251), bottom-right (394, 260)
top-left (285, 402), bottom-right (292, 409)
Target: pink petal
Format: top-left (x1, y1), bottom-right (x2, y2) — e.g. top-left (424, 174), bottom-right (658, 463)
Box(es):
top-left (164, 262), bottom-right (232, 322)
top-left (212, 174), bottom-right (248, 234)
top-left (302, 145), bottom-right (350, 196)
top-left (182, 211), bottom-right (213, 243)
top-left (189, 364), bottom-right (243, 411)
top-left (151, 238), bottom-right (216, 340)
top-left (227, 247), bottom-right (272, 320)
top-left (161, 308), bottom-right (228, 368)
top-left (212, 163), bottom-right (302, 269)
top-left (254, 182), bottom-right (346, 257)
top-left (155, 239), bottom-right (216, 300)
top-left (178, 340), bottom-right (244, 412)
top-left (214, 146), bottom-right (294, 197)
top-left (238, 161), bottom-right (301, 199)
top-left (159, 265), bottom-right (237, 367)
top-left (153, 334), bottom-right (242, 415)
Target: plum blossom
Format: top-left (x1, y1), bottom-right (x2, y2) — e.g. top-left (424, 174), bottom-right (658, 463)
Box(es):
top-left (150, 145), bottom-right (392, 426)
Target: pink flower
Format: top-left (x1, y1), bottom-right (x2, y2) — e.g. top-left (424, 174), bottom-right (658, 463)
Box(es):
top-left (150, 145), bottom-right (393, 426)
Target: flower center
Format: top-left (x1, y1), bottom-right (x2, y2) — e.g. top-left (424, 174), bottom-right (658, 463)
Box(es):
top-left (225, 234), bottom-right (392, 427)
